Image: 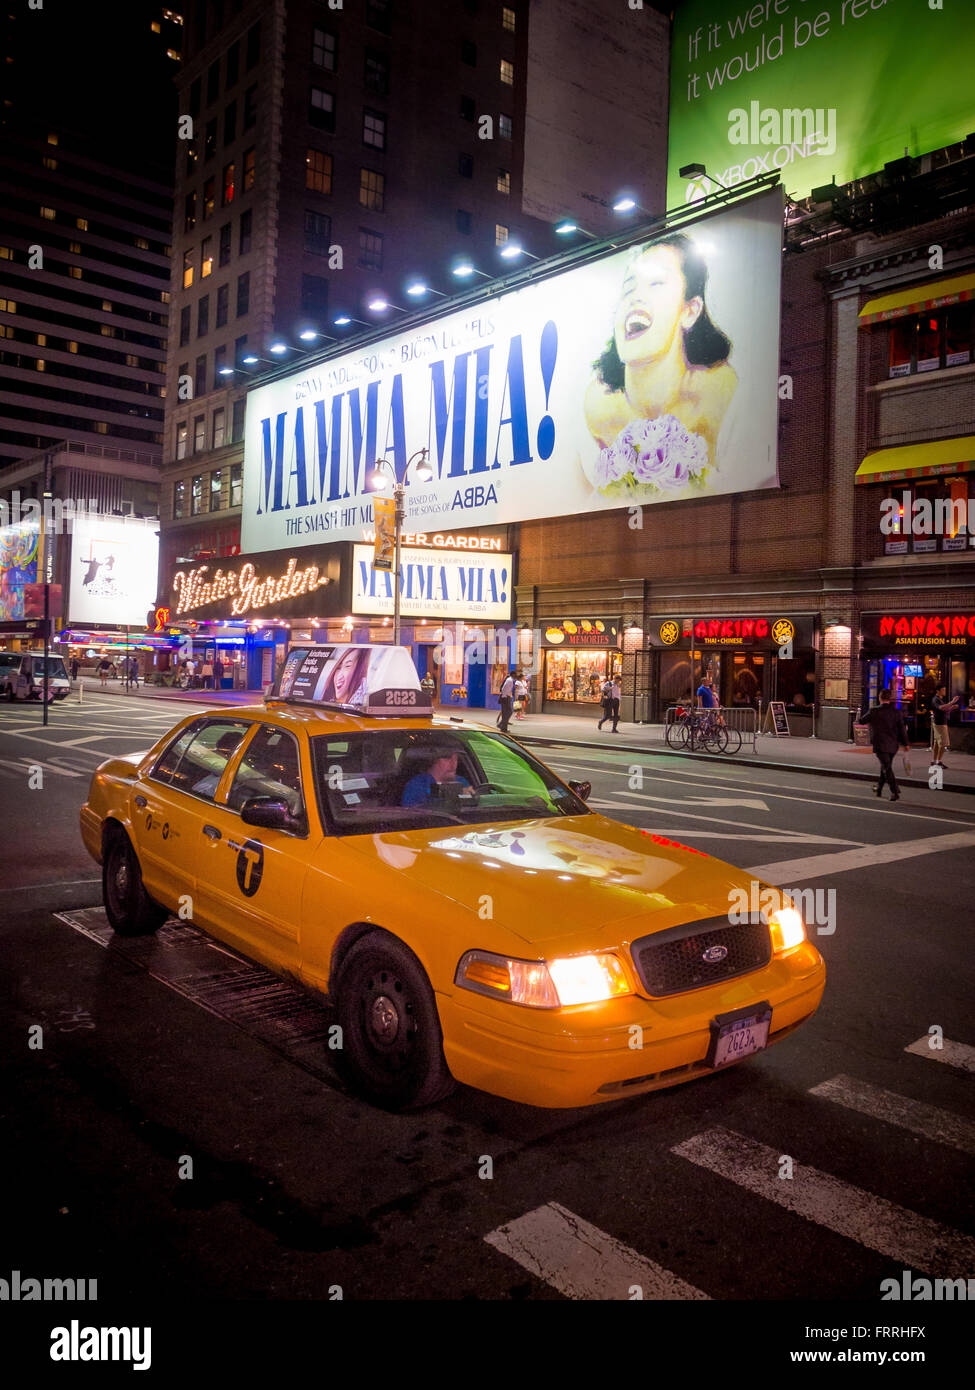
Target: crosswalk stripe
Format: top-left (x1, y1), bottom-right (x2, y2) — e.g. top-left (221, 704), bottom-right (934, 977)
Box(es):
top-left (484, 1201), bottom-right (709, 1300)
top-left (905, 1036), bottom-right (975, 1074)
top-left (809, 1075), bottom-right (975, 1156)
top-left (672, 1126), bottom-right (975, 1278)
top-left (745, 831), bottom-right (975, 884)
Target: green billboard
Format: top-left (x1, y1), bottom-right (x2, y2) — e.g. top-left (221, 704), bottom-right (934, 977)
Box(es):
top-left (668, 0), bottom-right (975, 207)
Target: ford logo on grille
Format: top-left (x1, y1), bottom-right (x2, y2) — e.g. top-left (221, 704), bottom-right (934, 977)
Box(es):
top-left (702, 944), bottom-right (729, 963)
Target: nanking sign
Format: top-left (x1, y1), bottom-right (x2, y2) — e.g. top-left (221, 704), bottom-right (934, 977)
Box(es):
top-left (241, 189), bottom-right (782, 552)
top-left (352, 544), bottom-right (513, 621)
top-left (861, 611), bottom-right (975, 651)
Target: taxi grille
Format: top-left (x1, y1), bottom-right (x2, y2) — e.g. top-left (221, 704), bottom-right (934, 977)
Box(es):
top-left (630, 916), bottom-right (770, 997)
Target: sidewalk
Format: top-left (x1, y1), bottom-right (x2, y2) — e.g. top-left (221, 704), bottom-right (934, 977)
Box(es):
top-left (77, 680), bottom-right (975, 795)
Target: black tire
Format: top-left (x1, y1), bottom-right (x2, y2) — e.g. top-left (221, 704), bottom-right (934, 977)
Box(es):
top-left (103, 829), bottom-right (168, 936)
top-left (335, 932), bottom-right (456, 1110)
top-left (5, 683), bottom-right (14, 702)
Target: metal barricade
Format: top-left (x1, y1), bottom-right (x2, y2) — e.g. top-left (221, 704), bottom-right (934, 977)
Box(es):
top-left (718, 704), bottom-right (758, 752)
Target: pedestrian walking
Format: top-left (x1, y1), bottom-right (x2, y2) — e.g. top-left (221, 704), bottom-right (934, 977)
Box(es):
top-left (498, 671), bottom-right (515, 732)
top-left (213, 655), bottom-right (224, 690)
top-left (97, 656), bottom-right (111, 688)
top-left (863, 688), bottom-right (910, 800)
top-left (608, 677), bottom-right (621, 732)
top-left (513, 673), bottom-right (528, 719)
top-left (201, 657), bottom-right (214, 690)
top-left (930, 683), bottom-right (957, 769)
top-left (597, 677), bottom-right (613, 729)
top-left (185, 657), bottom-right (196, 688)
top-left (70, 657), bottom-right (79, 681)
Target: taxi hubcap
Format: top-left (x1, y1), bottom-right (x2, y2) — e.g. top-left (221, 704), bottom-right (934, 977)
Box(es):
top-left (114, 858), bottom-right (129, 898)
top-left (370, 994), bottom-right (400, 1043)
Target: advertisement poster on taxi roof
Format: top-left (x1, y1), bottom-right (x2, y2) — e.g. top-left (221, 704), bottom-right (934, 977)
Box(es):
top-left (241, 188), bottom-right (782, 553)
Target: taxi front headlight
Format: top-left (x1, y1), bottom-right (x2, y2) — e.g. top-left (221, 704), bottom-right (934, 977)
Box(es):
top-left (767, 906), bottom-right (806, 953)
top-left (456, 950), bottom-right (631, 1008)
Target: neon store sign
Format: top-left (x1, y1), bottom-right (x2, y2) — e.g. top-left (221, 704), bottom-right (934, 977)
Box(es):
top-left (172, 556), bottom-right (331, 618)
top-left (878, 613), bottom-right (975, 643)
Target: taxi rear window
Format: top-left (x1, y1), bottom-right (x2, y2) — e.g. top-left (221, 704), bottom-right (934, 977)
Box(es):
top-left (310, 727), bottom-right (587, 835)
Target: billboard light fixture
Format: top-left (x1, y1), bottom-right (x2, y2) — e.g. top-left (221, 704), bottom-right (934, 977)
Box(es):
top-left (499, 243), bottom-right (539, 261)
top-left (554, 220), bottom-right (596, 239)
top-left (452, 262), bottom-right (491, 280)
top-left (406, 281), bottom-right (447, 298)
top-left (333, 313), bottom-right (369, 327)
top-left (269, 342), bottom-right (289, 355)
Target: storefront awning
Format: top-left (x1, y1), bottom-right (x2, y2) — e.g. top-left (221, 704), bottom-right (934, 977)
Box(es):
top-left (854, 436), bottom-right (975, 485)
top-left (858, 271), bottom-right (975, 326)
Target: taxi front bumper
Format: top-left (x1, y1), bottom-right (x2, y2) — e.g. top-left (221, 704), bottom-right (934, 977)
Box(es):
top-left (438, 943), bottom-right (825, 1108)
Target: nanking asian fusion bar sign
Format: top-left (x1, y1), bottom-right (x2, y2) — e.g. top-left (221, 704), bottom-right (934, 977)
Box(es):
top-left (861, 612), bottom-right (975, 652)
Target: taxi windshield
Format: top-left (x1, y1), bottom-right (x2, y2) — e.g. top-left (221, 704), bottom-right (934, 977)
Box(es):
top-left (311, 727), bottom-right (589, 834)
top-left (31, 657), bottom-right (67, 678)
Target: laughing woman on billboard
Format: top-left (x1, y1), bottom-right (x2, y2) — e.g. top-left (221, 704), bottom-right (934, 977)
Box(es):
top-left (583, 233), bottom-right (737, 498)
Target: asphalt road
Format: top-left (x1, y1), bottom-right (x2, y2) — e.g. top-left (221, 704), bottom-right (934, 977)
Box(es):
top-left (1, 694), bottom-right (972, 1334)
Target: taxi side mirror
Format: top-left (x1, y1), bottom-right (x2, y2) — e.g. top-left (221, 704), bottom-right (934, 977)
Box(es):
top-left (568, 780), bottom-right (591, 801)
top-left (240, 796), bottom-right (294, 830)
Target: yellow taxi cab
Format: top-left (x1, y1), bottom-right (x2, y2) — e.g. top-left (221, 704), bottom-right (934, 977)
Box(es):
top-left (80, 643), bottom-right (825, 1111)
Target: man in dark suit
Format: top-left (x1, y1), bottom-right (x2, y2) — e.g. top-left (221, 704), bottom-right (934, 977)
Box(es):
top-left (863, 688), bottom-right (910, 801)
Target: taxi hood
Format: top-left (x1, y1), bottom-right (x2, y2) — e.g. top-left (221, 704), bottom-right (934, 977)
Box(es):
top-left (348, 814), bottom-right (752, 951)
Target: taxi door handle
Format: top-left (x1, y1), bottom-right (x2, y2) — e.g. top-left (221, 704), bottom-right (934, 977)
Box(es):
top-left (135, 795), bottom-right (147, 809)
top-left (202, 824), bottom-right (222, 840)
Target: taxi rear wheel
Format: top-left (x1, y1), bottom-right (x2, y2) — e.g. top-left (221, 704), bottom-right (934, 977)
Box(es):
top-left (335, 933), bottom-right (456, 1111)
top-left (103, 830), bottom-right (168, 936)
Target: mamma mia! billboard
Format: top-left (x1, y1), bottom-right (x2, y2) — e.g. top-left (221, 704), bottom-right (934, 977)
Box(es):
top-left (241, 188), bottom-right (782, 553)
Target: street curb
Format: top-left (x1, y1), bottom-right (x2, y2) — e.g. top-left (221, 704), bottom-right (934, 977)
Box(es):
top-left (509, 732), bottom-right (975, 796)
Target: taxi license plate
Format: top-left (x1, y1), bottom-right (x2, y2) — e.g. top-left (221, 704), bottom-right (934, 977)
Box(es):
top-left (706, 1003), bottom-right (772, 1068)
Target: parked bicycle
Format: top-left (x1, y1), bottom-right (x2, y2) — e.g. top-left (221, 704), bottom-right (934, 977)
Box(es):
top-left (665, 704), bottom-right (743, 754)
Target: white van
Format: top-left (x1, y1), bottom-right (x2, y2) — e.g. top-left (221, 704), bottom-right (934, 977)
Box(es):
top-left (5, 651), bottom-right (71, 702)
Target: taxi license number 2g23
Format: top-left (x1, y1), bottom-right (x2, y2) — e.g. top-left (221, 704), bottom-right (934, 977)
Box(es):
top-left (382, 689), bottom-right (418, 706)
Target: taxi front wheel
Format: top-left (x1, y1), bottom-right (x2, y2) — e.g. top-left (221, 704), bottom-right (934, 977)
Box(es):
top-left (103, 830), bottom-right (168, 936)
top-left (335, 933), bottom-right (456, 1111)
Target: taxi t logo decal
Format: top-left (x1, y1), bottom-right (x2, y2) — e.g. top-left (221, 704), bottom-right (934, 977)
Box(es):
top-left (236, 839), bottom-right (264, 897)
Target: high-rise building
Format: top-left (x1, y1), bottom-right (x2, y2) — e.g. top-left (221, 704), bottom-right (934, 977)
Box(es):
top-left (0, 1), bottom-right (178, 474)
top-left (158, 0), bottom-right (672, 577)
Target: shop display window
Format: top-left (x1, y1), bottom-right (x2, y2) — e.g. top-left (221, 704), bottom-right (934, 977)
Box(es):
top-left (544, 651), bottom-right (621, 703)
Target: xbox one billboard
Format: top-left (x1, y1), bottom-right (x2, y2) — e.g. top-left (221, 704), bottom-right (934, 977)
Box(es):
top-left (668, 0), bottom-right (975, 207)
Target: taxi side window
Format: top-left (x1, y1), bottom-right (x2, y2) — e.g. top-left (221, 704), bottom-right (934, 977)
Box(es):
top-left (152, 719), bottom-right (250, 802)
top-left (226, 724), bottom-right (307, 832)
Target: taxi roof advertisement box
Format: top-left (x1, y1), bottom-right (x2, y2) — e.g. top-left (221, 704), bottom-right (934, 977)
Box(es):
top-left (668, 0), bottom-right (975, 208)
top-left (240, 188), bottom-right (783, 552)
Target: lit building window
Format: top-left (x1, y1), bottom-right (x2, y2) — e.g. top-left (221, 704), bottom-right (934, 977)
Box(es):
top-left (69, 267), bottom-right (82, 278)
top-left (500, 59), bottom-right (514, 85)
top-left (0, 298), bottom-right (15, 312)
top-left (47, 132), bottom-right (58, 145)
top-left (497, 168), bottom-right (511, 195)
top-left (212, 409), bottom-right (226, 449)
top-left (36, 359), bottom-right (46, 372)
top-left (230, 462), bottom-right (242, 506)
top-left (210, 468), bottom-right (223, 505)
top-left (176, 423), bottom-right (188, 460)
top-left (203, 178), bottom-right (215, 218)
top-left (502, 7), bottom-right (516, 32)
top-left (201, 236), bottom-right (213, 277)
top-left (68, 340), bottom-right (78, 353)
top-left (43, 156), bottom-right (57, 171)
top-left (37, 333), bottom-right (47, 346)
top-left (359, 167), bottom-right (384, 211)
top-left (40, 206), bottom-right (56, 220)
top-left (125, 353), bottom-right (138, 366)
top-left (499, 113), bottom-right (512, 140)
top-left (69, 240), bottom-right (81, 254)
top-left (222, 162), bottom-right (235, 205)
top-left (76, 218), bottom-right (87, 230)
top-left (306, 148), bottom-right (333, 194)
top-left (243, 147), bottom-right (256, 190)
top-left (102, 300), bottom-right (113, 312)
top-left (183, 249), bottom-right (194, 288)
top-left (135, 236), bottom-right (149, 250)
top-left (0, 247), bottom-right (12, 259)
top-left (173, 478), bottom-right (186, 516)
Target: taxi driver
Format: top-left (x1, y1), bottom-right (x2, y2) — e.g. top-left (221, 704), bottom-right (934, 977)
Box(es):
top-left (401, 746), bottom-right (470, 807)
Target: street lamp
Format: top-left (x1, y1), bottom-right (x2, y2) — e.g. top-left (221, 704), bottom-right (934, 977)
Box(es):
top-left (365, 449), bottom-right (434, 646)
